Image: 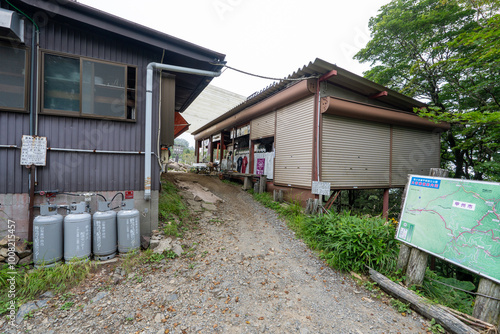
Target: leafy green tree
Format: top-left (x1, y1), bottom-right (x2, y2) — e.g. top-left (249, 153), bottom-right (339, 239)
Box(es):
top-left (355, 0), bottom-right (500, 180)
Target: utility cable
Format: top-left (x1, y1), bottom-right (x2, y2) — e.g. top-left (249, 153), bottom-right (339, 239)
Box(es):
top-left (211, 63), bottom-right (320, 82)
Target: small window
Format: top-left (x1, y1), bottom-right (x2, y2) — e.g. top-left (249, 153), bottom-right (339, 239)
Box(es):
top-left (43, 54), bottom-right (80, 112)
top-left (0, 45), bottom-right (28, 111)
top-left (42, 52), bottom-right (137, 120)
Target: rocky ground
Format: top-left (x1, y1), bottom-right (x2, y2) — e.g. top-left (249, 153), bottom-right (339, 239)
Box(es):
top-left (1, 173), bottom-right (432, 334)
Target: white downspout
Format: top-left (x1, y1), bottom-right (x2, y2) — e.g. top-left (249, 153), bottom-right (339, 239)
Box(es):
top-left (144, 62), bottom-right (222, 200)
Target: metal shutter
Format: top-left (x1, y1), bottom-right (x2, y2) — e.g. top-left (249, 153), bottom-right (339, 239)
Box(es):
top-left (321, 115), bottom-right (391, 188)
top-left (250, 111), bottom-right (275, 140)
top-left (391, 126), bottom-right (441, 186)
top-left (275, 96), bottom-right (314, 187)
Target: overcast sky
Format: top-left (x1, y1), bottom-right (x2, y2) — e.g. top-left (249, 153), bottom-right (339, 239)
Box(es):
top-left (78, 0), bottom-right (390, 97)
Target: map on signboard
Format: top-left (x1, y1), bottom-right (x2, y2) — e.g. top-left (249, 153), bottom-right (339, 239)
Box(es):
top-left (396, 175), bottom-right (500, 284)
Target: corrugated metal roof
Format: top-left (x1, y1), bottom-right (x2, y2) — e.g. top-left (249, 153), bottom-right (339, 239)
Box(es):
top-left (192, 58), bottom-right (427, 136)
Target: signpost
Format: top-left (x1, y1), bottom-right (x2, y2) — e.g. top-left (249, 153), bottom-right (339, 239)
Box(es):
top-left (396, 175), bottom-right (500, 284)
top-left (312, 181), bottom-right (331, 196)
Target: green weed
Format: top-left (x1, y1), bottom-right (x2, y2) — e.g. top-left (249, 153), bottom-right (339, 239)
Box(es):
top-left (427, 319), bottom-right (445, 334)
top-left (0, 261), bottom-right (93, 315)
top-left (390, 298), bottom-right (411, 314)
top-left (60, 301), bottom-right (75, 310)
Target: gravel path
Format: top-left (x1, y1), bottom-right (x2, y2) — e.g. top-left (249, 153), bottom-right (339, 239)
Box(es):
top-left (1, 173), bottom-right (430, 334)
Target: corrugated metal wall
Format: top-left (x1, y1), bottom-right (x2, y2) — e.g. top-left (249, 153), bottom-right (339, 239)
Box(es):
top-left (322, 115), bottom-right (391, 188)
top-left (250, 111), bottom-right (275, 140)
top-left (391, 126), bottom-right (441, 186)
top-left (0, 20), bottom-right (161, 193)
top-left (274, 96), bottom-right (314, 187)
top-left (0, 113), bottom-right (30, 194)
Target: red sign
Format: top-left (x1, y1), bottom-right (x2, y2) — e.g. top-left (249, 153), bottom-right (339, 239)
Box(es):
top-left (125, 191), bottom-right (134, 199)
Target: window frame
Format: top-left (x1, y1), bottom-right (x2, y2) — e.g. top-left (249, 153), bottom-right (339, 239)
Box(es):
top-left (0, 42), bottom-right (30, 113)
top-left (41, 50), bottom-right (137, 122)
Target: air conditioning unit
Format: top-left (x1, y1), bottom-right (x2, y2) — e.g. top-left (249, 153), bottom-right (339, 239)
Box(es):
top-left (0, 8), bottom-right (24, 43)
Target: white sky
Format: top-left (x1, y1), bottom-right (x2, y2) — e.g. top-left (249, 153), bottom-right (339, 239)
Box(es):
top-left (78, 0), bottom-right (390, 148)
top-left (78, 0), bottom-right (389, 97)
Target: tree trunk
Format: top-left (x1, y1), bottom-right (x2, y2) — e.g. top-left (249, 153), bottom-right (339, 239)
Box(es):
top-left (473, 278), bottom-right (500, 326)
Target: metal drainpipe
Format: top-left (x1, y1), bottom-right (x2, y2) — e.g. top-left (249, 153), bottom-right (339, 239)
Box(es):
top-left (144, 63), bottom-right (221, 200)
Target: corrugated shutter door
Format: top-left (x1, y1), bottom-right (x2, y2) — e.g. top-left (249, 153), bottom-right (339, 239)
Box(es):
top-left (275, 96), bottom-right (314, 187)
top-left (250, 111), bottom-right (275, 140)
top-left (321, 115), bottom-right (391, 188)
top-left (392, 127), bottom-right (441, 186)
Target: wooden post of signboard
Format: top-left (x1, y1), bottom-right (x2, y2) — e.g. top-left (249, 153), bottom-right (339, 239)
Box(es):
top-left (400, 168), bottom-right (449, 286)
top-left (473, 278), bottom-right (500, 326)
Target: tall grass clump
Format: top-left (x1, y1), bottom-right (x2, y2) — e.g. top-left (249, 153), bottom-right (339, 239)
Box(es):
top-left (0, 261), bottom-right (93, 315)
top-left (159, 180), bottom-right (189, 236)
top-left (306, 212), bottom-right (399, 273)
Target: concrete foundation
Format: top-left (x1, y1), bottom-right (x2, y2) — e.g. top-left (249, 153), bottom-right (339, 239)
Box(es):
top-left (0, 190), bottom-right (159, 240)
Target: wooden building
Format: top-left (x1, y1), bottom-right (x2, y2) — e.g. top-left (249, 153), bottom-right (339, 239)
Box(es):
top-left (192, 59), bottom-right (449, 206)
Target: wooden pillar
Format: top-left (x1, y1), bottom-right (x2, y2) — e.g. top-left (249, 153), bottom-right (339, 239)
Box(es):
top-left (473, 278), bottom-right (500, 326)
top-left (259, 176), bottom-right (267, 194)
top-left (305, 198), bottom-right (313, 214)
top-left (250, 140), bottom-right (255, 174)
top-left (273, 190), bottom-right (284, 202)
top-left (405, 248), bottom-right (428, 286)
top-left (195, 140), bottom-right (200, 163)
top-left (243, 176), bottom-right (253, 190)
top-left (382, 188), bottom-right (390, 219)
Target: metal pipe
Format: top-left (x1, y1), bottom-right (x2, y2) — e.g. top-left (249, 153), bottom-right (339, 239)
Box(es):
top-left (46, 147), bottom-right (153, 154)
top-left (0, 145), bottom-right (18, 148)
top-left (145, 62), bottom-right (221, 200)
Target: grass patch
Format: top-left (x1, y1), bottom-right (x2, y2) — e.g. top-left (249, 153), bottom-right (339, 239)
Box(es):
top-left (159, 180), bottom-right (190, 237)
top-left (0, 261), bottom-right (93, 315)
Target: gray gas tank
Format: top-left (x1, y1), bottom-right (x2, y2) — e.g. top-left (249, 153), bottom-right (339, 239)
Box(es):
top-left (33, 205), bottom-right (63, 267)
top-left (117, 199), bottom-right (140, 253)
top-left (64, 202), bottom-right (91, 262)
top-left (93, 201), bottom-right (117, 260)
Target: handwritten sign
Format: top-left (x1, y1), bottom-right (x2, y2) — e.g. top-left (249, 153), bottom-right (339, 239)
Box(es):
top-left (312, 181), bottom-right (331, 196)
top-left (20, 135), bottom-right (47, 166)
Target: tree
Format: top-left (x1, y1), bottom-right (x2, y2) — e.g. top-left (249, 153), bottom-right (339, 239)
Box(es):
top-left (355, 0), bottom-right (500, 180)
top-left (174, 138), bottom-right (190, 148)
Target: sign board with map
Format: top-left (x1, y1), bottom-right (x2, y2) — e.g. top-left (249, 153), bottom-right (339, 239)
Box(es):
top-left (396, 175), bottom-right (500, 284)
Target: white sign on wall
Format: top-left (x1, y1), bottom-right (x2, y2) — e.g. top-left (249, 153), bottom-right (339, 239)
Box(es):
top-left (20, 135), bottom-right (47, 166)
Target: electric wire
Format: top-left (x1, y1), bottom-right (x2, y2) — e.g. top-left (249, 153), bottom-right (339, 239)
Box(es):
top-left (211, 63), bottom-right (320, 82)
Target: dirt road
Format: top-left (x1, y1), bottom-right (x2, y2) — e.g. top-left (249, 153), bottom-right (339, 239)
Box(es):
top-left (3, 173), bottom-right (430, 333)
